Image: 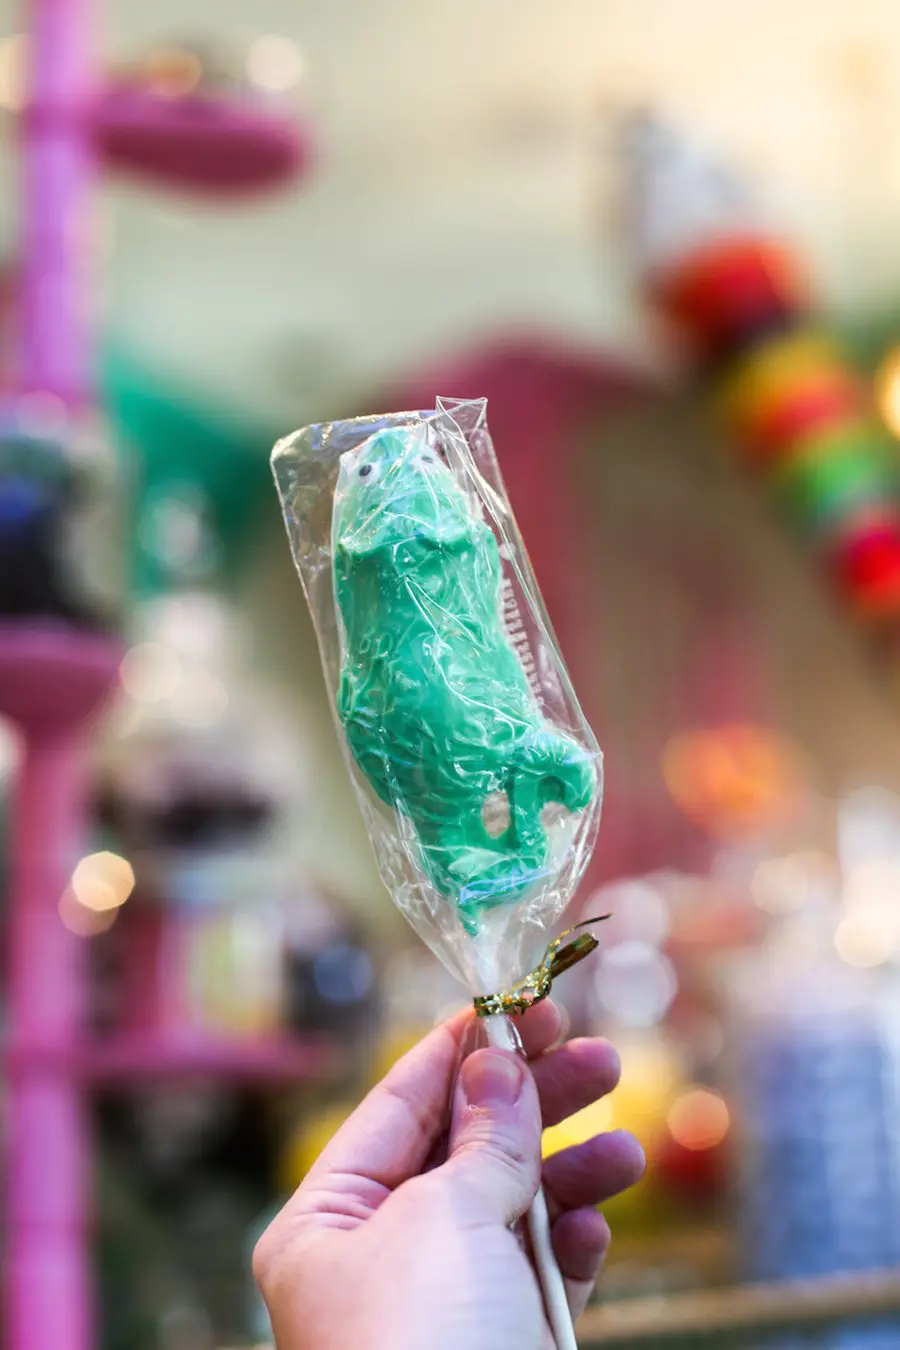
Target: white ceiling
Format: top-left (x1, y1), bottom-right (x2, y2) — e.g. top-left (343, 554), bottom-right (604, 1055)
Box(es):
top-left (4, 0), bottom-right (900, 431)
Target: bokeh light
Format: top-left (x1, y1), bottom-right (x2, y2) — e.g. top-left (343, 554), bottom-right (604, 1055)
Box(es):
top-left (0, 34), bottom-right (28, 112)
top-left (666, 1087), bottom-right (730, 1152)
top-left (844, 858), bottom-right (900, 911)
top-left (169, 671), bottom-right (230, 728)
top-left (70, 851), bottom-right (136, 912)
top-left (596, 941), bottom-right (678, 1027)
top-left (838, 786), bottom-right (900, 872)
top-left (245, 35), bottom-right (305, 92)
top-left (834, 909), bottom-right (898, 968)
top-left (120, 642), bottom-right (181, 704)
top-left (58, 887), bottom-right (119, 937)
top-left (751, 851), bottom-right (837, 915)
top-left (876, 347), bottom-right (900, 438)
top-left (141, 45), bottom-right (203, 99)
top-left (312, 943), bottom-right (374, 1006)
top-left (0, 720), bottom-right (20, 784)
top-left (590, 878), bottom-right (671, 947)
top-left (662, 725), bottom-right (802, 838)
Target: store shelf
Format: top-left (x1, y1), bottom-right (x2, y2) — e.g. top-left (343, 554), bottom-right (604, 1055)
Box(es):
top-left (602, 1222), bottom-right (734, 1283)
top-left (217, 1269), bottom-right (900, 1350)
top-left (4, 1032), bottom-right (345, 1085)
top-left (577, 1267), bottom-right (900, 1346)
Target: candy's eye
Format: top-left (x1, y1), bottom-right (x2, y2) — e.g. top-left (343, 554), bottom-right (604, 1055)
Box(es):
top-left (359, 464), bottom-right (373, 479)
top-left (421, 455), bottom-right (434, 465)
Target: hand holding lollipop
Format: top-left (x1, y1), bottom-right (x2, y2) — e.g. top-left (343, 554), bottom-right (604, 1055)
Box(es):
top-left (272, 397), bottom-right (604, 1347)
top-left (254, 999), bottom-right (643, 1350)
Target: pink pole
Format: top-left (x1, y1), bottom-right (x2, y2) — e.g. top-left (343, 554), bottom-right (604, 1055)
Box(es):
top-left (2, 0), bottom-right (107, 1348)
top-left (1, 641), bottom-right (119, 1350)
top-left (5, 733), bottom-right (93, 1350)
top-left (21, 0), bottom-right (94, 401)
top-left (0, 638), bottom-right (120, 1350)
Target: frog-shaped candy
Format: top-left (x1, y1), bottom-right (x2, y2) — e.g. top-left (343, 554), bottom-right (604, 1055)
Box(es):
top-left (332, 425), bottom-right (595, 932)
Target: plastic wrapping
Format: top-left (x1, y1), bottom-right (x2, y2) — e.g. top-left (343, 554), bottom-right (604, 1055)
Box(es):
top-left (272, 397), bottom-right (602, 1000)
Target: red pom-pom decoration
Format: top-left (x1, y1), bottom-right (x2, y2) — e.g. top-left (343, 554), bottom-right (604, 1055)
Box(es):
top-left (831, 522), bottom-right (900, 620)
top-left (653, 237), bottom-right (806, 356)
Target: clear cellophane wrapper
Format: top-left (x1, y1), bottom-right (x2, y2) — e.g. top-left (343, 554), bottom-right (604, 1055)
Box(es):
top-left (271, 397), bottom-right (602, 1005)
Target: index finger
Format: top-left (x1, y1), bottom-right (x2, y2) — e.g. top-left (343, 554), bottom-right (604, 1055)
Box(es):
top-left (303, 998), bottom-right (563, 1195)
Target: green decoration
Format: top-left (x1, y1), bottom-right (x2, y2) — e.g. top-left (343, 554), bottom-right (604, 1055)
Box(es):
top-left (332, 426), bottom-right (595, 932)
top-left (101, 348), bottom-right (277, 596)
top-left (771, 429), bottom-right (898, 533)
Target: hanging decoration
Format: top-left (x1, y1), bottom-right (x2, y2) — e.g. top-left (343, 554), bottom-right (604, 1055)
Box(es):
top-left (621, 111), bottom-right (900, 646)
top-left (98, 36), bottom-right (312, 196)
top-left (0, 397), bottom-right (123, 629)
top-left (101, 349), bottom-right (278, 598)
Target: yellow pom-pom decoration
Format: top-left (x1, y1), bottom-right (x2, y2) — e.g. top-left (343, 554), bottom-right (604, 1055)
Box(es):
top-left (369, 1024), bottom-right (432, 1086)
top-left (279, 1102), bottom-right (354, 1194)
top-left (717, 331), bottom-right (850, 433)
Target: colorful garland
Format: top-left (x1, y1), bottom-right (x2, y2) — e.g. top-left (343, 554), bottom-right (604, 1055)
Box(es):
top-left (627, 115), bottom-right (900, 636)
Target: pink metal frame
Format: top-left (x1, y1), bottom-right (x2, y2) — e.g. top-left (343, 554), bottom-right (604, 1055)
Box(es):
top-left (1, 2), bottom-right (116, 1348)
top-left (1, 13), bottom-right (326, 1345)
top-left (1, 639), bottom-right (119, 1350)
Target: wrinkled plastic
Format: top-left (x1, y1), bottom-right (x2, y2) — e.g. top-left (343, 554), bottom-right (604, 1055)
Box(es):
top-left (272, 398), bottom-right (602, 996)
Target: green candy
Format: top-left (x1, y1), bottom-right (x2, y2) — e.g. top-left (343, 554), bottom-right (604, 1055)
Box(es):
top-left (771, 433), bottom-right (896, 534)
top-left (332, 426), bottom-right (595, 932)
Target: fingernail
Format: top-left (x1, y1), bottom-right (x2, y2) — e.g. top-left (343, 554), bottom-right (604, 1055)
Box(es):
top-left (604, 1127), bottom-right (646, 1172)
top-left (461, 1050), bottom-right (524, 1108)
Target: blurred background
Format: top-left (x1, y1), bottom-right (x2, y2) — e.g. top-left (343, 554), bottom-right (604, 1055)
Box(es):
top-left (9, 1), bottom-right (900, 1348)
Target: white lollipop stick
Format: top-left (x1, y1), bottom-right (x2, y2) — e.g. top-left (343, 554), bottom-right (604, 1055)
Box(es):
top-left (473, 931), bottom-right (578, 1350)
top-left (482, 1010), bottom-right (578, 1350)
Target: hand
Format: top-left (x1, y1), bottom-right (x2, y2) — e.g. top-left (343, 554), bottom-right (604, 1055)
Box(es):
top-left (253, 1000), bottom-right (644, 1350)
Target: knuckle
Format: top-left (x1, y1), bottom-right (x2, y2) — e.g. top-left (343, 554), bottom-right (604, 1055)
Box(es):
top-left (455, 1109), bottom-right (539, 1192)
top-left (251, 1223), bottom-right (281, 1295)
top-left (464, 1108), bottom-right (533, 1169)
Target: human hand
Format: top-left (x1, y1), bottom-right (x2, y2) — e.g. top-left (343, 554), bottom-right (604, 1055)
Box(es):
top-left (253, 1001), bottom-right (644, 1350)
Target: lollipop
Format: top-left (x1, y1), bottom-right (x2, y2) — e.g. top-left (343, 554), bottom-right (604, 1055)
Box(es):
top-left (333, 423), bottom-right (595, 929)
top-left (272, 397), bottom-right (603, 1349)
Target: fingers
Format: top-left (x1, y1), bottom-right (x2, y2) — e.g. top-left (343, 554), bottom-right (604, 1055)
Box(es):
top-left (543, 1131), bottom-right (645, 1214)
top-left (437, 1048), bottom-right (542, 1227)
top-left (552, 1207), bottom-right (611, 1320)
top-left (285, 995), bottom-right (613, 1222)
top-left (301, 1012), bottom-right (468, 1195)
top-left (544, 1129), bottom-right (644, 1319)
top-left (531, 1037), bottom-right (621, 1128)
top-left (299, 1000), bottom-right (566, 1202)
top-left (517, 998), bottom-right (564, 1058)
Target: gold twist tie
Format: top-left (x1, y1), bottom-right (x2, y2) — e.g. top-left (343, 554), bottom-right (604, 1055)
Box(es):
top-left (473, 916), bottom-right (611, 1018)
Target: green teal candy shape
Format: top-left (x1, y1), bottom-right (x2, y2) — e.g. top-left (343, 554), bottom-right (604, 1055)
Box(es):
top-left (332, 424), bottom-right (596, 933)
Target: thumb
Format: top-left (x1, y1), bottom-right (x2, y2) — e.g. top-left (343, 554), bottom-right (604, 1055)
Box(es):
top-left (439, 1048), bottom-right (541, 1227)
